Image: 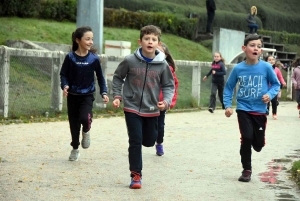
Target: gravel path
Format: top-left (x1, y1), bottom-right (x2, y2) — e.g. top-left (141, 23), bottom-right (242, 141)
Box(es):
top-left (1, 101), bottom-right (300, 201)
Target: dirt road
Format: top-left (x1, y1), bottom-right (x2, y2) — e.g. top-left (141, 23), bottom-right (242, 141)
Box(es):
top-left (1, 102), bottom-right (300, 201)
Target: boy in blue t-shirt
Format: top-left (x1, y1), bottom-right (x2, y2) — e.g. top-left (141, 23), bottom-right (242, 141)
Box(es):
top-left (223, 34), bottom-right (280, 182)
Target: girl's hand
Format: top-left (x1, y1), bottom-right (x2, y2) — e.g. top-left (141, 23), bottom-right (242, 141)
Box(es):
top-left (103, 95), bottom-right (109, 104)
top-left (63, 86), bottom-right (69, 97)
top-left (212, 70), bottom-right (216, 74)
top-left (203, 76), bottom-right (207, 81)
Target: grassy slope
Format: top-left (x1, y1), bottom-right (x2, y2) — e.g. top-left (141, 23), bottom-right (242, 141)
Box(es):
top-left (0, 17), bottom-right (212, 61)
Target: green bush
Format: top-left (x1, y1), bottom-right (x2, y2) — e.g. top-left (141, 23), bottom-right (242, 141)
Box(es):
top-left (259, 30), bottom-right (300, 45)
top-left (0, 0), bottom-right (40, 17)
top-left (39, 0), bottom-right (76, 22)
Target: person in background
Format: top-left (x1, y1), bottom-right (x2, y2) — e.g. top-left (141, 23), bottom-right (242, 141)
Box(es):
top-left (112, 25), bottom-right (175, 189)
top-left (155, 42), bottom-right (179, 156)
top-left (246, 6), bottom-right (259, 34)
top-left (203, 52), bottom-right (226, 113)
top-left (265, 56), bottom-right (286, 120)
top-left (223, 34), bottom-right (280, 183)
top-left (60, 26), bottom-right (109, 162)
top-left (291, 57), bottom-right (300, 118)
top-left (206, 0), bottom-right (216, 36)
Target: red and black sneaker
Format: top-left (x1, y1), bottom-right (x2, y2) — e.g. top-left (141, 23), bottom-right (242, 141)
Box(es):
top-left (238, 170), bottom-right (252, 182)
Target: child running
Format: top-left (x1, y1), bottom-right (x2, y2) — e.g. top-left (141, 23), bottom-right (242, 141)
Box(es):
top-left (203, 52), bottom-right (226, 113)
top-left (60, 26), bottom-right (109, 161)
top-left (223, 34), bottom-right (280, 182)
top-left (112, 25), bottom-right (175, 189)
top-left (291, 57), bottom-right (300, 118)
top-left (264, 55), bottom-right (286, 119)
top-left (155, 42), bottom-right (179, 156)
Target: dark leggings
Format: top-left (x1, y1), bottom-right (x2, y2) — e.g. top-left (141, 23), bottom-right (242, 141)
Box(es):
top-left (67, 94), bottom-right (94, 149)
top-left (267, 95), bottom-right (278, 115)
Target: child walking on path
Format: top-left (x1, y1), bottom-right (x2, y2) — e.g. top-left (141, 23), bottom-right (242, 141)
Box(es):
top-left (291, 57), bottom-right (300, 118)
top-left (203, 52), bottom-right (226, 113)
top-left (155, 43), bottom-right (179, 156)
top-left (223, 34), bottom-right (280, 182)
top-left (112, 25), bottom-right (175, 189)
top-left (60, 26), bottom-right (109, 161)
top-left (265, 55), bottom-right (286, 120)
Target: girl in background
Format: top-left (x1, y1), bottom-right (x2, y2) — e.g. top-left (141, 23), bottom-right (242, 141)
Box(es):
top-left (265, 55), bottom-right (286, 120)
top-left (291, 57), bottom-right (300, 118)
top-left (60, 26), bottom-right (109, 161)
top-left (155, 42), bottom-right (179, 156)
top-left (203, 52), bottom-right (226, 113)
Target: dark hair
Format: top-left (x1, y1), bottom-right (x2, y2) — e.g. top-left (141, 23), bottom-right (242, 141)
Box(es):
top-left (160, 42), bottom-right (176, 71)
top-left (140, 25), bottom-right (161, 41)
top-left (71, 26), bottom-right (97, 53)
top-left (291, 57), bottom-right (300, 67)
top-left (264, 54), bottom-right (274, 62)
top-left (244, 34), bottom-right (263, 46)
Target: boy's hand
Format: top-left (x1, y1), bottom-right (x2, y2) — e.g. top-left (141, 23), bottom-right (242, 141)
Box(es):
top-left (262, 94), bottom-right (270, 103)
top-left (103, 95), bottom-right (109, 104)
top-left (63, 86), bottom-right (69, 97)
top-left (225, 108), bottom-right (233, 117)
top-left (112, 99), bottom-right (120, 108)
top-left (157, 101), bottom-right (166, 111)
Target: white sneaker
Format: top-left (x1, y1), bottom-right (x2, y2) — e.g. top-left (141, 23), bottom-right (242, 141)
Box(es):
top-left (81, 131), bottom-right (90, 149)
top-left (69, 149), bottom-right (80, 161)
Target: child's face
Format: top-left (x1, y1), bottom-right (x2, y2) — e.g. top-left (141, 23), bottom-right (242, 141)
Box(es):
top-left (267, 56), bottom-right (275, 65)
top-left (214, 53), bottom-right (221, 62)
top-left (138, 33), bottom-right (160, 58)
top-left (76, 31), bottom-right (93, 51)
top-left (242, 39), bottom-right (262, 62)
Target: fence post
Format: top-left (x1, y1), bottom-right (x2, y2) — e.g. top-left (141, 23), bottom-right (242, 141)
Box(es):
top-left (287, 68), bottom-right (292, 100)
top-left (95, 55), bottom-right (107, 109)
top-left (51, 51), bottom-right (64, 111)
top-left (192, 62), bottom-right (201, 106)
top-left (0, 46), bottom-right (10, 117)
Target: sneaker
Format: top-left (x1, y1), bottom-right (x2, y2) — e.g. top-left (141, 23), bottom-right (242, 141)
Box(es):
top-left (272, 114), bottom-right (278, 120)
top-left (156, 144), bottom-right (164, 156)
top-left (69, 149), bottom-right (80, 161)
top-left (129, 172), bottom-right (142, 189)
top-left (81, 131), bottom-right (90, 149)
top-left (238, 170), bottom-right (252, 182)
top-left (208, 108), bottom-right (214, 113)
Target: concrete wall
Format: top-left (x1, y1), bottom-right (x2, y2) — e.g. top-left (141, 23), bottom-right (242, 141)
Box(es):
top-left (212, 28), bottom-right (245, 63)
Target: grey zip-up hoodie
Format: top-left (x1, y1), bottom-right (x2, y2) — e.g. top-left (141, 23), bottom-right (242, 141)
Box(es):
top-left (112, 47), bottom-right (175, 117)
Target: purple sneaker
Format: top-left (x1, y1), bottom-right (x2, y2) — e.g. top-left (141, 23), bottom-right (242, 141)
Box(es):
top-left (156, 144), bottom-right (164, 156)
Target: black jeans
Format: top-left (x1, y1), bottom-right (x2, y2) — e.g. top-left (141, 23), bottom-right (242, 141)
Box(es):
top-left (267, 94), bottom-right (278, 115)
top-left (248, 24), bottom-right (259, 33)
top-left (67, 94), bottom-right (94, 149)
top-left (124, 112), bottom-right (158, 176)
top-left (237, 110), bottom-right (267, 171)
top-left (156, 110), bottom-right (166, 144)
top-left (209, 82), bottom-right (224, 110)
top-left (206, 11), bottom-right (215, 33)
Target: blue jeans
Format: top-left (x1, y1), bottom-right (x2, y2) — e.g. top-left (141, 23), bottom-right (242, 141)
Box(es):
top-left (124, 112), bottom-right (158, 176)
top-left (156, 110), bottom-right (166, 144)
top-left (248, 24), bottom-right (259, 33)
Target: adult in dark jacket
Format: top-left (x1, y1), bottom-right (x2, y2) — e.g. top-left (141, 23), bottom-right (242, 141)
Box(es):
top-left (206, 0), bottom-right (216, 35)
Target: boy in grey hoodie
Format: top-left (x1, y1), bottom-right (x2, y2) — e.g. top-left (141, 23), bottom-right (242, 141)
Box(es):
top-left (112, 25), bottom-right (175, 189)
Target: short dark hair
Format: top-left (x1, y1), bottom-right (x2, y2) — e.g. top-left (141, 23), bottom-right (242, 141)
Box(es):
top-left (140, 25), bottom-right (161, 41)
top-left (244, 34), bottom-right (263, 46)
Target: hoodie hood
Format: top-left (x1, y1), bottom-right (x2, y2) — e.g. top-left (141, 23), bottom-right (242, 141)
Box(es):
top-left (134, 47), bottom-right (166, 63)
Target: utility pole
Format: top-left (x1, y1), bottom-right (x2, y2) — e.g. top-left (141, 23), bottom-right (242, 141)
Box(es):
top-left (76, 0), bottom-right (104, 54)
